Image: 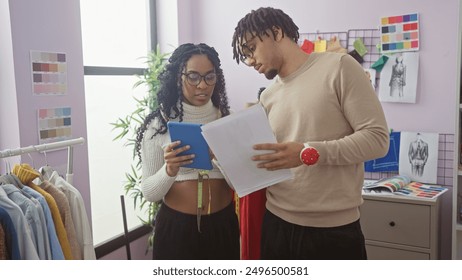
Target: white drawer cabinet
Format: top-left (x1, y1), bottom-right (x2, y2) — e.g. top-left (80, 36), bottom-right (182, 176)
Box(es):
top-left (360, 194), bottom-right (441, 259)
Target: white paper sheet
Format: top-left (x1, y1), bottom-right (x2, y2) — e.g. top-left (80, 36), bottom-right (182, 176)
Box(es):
top-left (201, 103), bottom-right (293, 197)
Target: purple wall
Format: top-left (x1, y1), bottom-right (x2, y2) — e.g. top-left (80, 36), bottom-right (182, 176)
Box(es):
top-left (182, 0), bottom-right (460, 134)
top-left (172, 0), bottom-right (461, 259)
top-left (2, 0), bottom-right (460, 259)
top-left (2, 0), bottom-right (91, 222)
top-left (0, 0), bottom-right (20, 161)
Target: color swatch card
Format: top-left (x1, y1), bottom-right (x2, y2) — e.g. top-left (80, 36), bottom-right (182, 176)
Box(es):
top-left (38, 107), bottom-right (72, 144)
top-left (380, 13), bottom-right (419, 53)
top-left (30, 50), bottom-right (68, 95)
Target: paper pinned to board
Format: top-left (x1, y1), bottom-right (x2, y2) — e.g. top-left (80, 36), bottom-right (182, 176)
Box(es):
top-left (201, 103), bottom-right (293, 197)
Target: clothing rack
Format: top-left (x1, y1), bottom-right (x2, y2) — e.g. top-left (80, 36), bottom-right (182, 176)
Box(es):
top-left (0, 137), bottom-right (85, 184)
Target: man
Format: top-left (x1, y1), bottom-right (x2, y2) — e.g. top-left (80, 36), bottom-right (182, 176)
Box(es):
top-left (231, 7), bottom-right (389, 259)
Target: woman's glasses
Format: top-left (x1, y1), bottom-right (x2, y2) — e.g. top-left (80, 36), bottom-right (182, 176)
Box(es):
top-left (182, 72), bottom-right (217, 86)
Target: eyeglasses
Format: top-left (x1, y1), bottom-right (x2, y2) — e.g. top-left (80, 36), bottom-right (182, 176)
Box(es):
top-left (182, 72), bottom-right (217, 86)
top-left (240, 44), bottom-right (256, 66)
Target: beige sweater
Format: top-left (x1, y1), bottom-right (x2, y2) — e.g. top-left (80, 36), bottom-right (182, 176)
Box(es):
top-left (40, 180), bottom-right (82, 260)
top-left (260, 52), bottom-right (389, 227)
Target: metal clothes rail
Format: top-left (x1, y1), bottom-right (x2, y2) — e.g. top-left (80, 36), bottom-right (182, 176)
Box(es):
top-left (0, 137), bottom-right (85, 184)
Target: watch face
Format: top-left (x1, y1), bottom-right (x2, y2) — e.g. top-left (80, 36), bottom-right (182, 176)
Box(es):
top-left (301, 147), bottom-right (319, 165)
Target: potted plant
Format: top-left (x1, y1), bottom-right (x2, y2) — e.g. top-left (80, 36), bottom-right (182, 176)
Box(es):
top-left (110, 45), bottom-right (169, 252)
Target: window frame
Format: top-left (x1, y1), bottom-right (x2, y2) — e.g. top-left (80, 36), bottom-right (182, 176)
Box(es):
top-left (82, 0), bottom-right (157, 258)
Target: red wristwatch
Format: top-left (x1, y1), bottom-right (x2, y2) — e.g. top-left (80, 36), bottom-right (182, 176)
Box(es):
top-left (300, 143), bottom-right (319, 166)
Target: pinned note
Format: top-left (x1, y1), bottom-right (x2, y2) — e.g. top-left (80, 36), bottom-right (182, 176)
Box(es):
top-left (348, 49), bottom-right (364, 64)
top-left (353, 38), bottom-right (368, 57)
top-left (301, 39), bottom-right (314, 54)
top-left (314, 39), bottom-right (327, 52)
top-left (326, 36), bottom-right (347, 53)
top-left (371, 55), bottom-right (389, 72)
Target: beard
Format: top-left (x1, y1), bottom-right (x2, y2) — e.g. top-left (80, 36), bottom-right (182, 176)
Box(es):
top-left (265, 69), bottom-right (278, 80)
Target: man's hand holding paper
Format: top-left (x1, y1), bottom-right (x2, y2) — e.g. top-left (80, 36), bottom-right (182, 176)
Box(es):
top-left (252, 142), bottom-right (306, 171)
top-left (201, 103), bottom-right (293, 197)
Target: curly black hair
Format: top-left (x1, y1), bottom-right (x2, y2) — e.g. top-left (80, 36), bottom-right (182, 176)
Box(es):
top-left (135, 43), bottom-right (230, 161)
top-left (231, 7), bottom-right (300, 64)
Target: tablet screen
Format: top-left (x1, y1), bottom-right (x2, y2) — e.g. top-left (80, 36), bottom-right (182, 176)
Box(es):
top-left (167, 121), bottom-right (213, 170)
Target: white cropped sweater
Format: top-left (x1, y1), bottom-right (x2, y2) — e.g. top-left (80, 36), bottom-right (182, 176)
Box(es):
top-left (140, 100), bottom-right (224, 203)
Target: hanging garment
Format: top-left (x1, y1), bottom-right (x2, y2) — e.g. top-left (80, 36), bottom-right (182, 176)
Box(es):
top-left (46, 170), bottom-right (96, 260)
top-left (12, 163), bottom-right (73, 260)
top-left (1, 173), bottom-right (64, 260)
top-left (0, 187), bottom-right (39, 259)
top-left (0, 207), bottom-right (20, 259)
top-left (1, 184), bottom-right (50, 260)
top-left (239, 188), bottom-right (266, 260)
top-left (40, 180), bottom-right (82, 260)
top-left (0, 223), bottom-right (7, 259)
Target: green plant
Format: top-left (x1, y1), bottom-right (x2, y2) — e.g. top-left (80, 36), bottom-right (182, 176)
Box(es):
top-left (110, 45), bottom-right (169, 251)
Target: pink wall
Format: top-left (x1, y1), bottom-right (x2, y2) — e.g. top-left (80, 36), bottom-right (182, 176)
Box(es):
top-left (0, 0), bottom-right (20, 161)
top-left (173, 0), bottom-right (461, 260)
top-left (2, 0), bottom-right (460, 259)
top-left (181, 0), bottom-right (460, 134)
top-left (3, 0), bottom-right (91, 222)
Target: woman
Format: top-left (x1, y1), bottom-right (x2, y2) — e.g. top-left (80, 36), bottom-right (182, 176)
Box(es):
top-left (134, 43), bottom-right (239, 260)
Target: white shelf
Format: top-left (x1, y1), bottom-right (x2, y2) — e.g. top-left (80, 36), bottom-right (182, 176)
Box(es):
top-left (459, 169), bottom-right (462, 176)
top-left (457, 224), bottom-right (462, 231)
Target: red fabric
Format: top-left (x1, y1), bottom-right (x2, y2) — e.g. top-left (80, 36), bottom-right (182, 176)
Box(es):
top-left (239, 189), bottom-right (266, 260)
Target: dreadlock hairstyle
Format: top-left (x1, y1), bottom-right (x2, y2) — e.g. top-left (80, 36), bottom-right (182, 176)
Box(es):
top-left (231, 7), bottom-right (300, 64)
top-left (135, 43), bottom-right (230, 161)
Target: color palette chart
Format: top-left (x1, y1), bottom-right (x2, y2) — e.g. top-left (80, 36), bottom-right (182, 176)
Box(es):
top-left (30, 50), bottom-right (68, 95)
top-left (38, 107), bottom-right (72, 144)
top-left (380, 13), bottom-right (419, 53)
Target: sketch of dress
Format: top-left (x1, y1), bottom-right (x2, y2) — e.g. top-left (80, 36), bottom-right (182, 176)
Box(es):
top-left (408, 133), bottom-right (428, 177)
top-left (389, 56), bottom-right (406, 97)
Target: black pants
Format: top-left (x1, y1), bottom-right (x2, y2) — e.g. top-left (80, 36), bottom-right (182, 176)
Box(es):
top-left (260, 209), bottom-right (367, 260)
top-left (153, 202), bottom-right (240, 260)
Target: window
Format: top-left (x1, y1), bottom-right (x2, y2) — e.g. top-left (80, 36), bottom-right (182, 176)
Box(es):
top-left (80, 0), bottom-right (156, 245)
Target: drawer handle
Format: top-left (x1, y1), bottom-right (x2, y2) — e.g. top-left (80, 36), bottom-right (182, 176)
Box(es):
top-left (389, 221), bottom-right (396, 227)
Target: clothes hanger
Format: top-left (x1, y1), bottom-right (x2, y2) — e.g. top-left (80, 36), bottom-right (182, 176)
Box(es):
top-left (6, 159), bottom-right (11, 175)
top-left (27, 152), bottom-right (35, 170)
top-left (37, 147), bottom-right (55, 180)
top-left (0, 159), bottom-right (24, 190)
top-left (43, 149), bottom-right (48, 166)
top-left (0, 159), bottom-right (8, 183)
top-left (14, 155), bottom-right (44, 186)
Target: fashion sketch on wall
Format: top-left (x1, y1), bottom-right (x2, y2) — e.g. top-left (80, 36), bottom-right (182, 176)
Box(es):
top-left (379, 52), bottom-right (419, 103)
top-left (399, 131), bottom-right (439, 184)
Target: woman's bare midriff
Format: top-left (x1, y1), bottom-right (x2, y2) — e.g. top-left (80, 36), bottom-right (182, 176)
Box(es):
top-left (163, 179), bottom-right (233, 215)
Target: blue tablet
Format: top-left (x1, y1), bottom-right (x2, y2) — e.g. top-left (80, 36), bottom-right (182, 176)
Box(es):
top-left (167, 121), bottom-right (213, 170)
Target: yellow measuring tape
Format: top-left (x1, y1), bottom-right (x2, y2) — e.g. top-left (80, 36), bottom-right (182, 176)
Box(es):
top-left (197, 170), bottom-right (210, 232)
